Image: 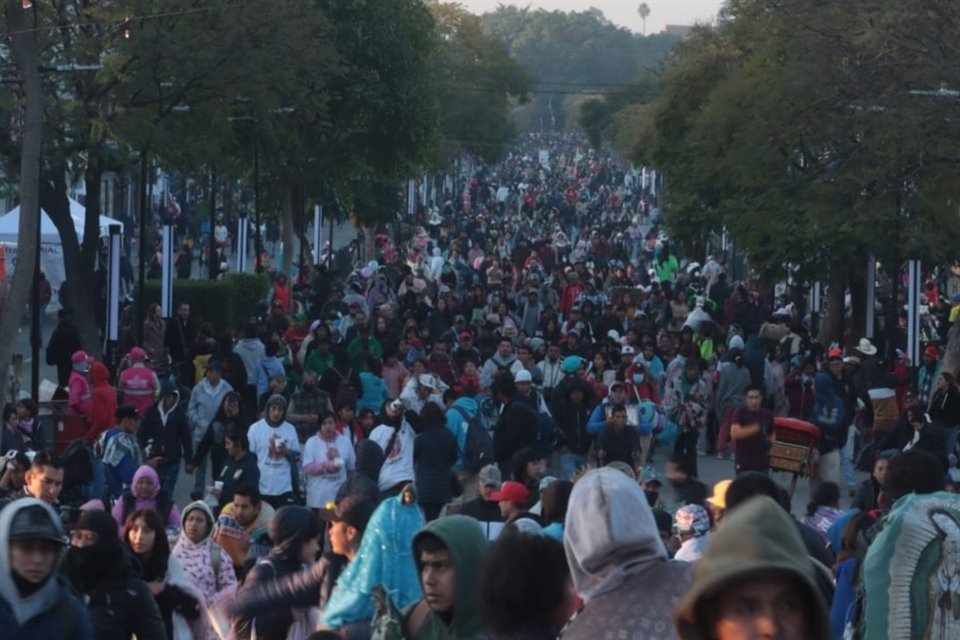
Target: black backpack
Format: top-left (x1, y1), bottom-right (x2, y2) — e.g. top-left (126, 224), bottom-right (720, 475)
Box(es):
top-left (332, 367), bottom-right (359, 409)
top-left (454, 406), bottom-right (494, 472)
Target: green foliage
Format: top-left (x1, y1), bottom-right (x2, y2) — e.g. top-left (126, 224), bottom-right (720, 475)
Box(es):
top-left (139, 280), bottom-right (236, 333)
top-left (608, 0), bottom-right (960, 281)
top-left (428, 3), bottom-right (533, 164)
top-left (480, 6), bottom-right (679, 130)
top-left (226, 273), bottom-right (271, 325)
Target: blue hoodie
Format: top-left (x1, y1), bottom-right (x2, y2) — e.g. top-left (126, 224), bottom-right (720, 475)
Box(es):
top-left (812, 372), bottom-right (845, 452)
top-left (445, 397), bottom-right (479, 470)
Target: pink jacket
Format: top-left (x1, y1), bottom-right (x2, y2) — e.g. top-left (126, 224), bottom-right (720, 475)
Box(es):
top-left (68, 370), bottom-right (92, 417)
top-left (119, 365), bottom-right (160, 415)
top-left (171, 501), bottom-right (237, 603)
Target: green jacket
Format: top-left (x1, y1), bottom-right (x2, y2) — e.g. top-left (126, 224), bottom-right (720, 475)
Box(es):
top-left (403, 515), bottom-right (488, 640)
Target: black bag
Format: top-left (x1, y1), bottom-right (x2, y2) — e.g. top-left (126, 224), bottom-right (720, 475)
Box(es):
top-left (332, 367), bottom-right (359, 410)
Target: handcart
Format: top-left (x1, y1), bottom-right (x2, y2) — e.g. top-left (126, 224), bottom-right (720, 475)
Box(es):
top-left (769, 417), bottom-right (820, 498)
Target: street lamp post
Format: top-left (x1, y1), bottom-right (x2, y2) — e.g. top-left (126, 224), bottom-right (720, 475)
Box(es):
top-left (254, 133), bottom-right (261, 273)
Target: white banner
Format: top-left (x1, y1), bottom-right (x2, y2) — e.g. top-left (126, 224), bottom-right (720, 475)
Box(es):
top-left (1, 241), bottom-right (67, 308)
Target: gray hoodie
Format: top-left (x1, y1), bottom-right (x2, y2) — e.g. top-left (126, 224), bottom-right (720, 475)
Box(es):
top-left (233, 338), bottom-right (266, 381)
top-left (0, 499), bottom-right (91, 638)
top-left (562, 468), bottom-right (692, 640)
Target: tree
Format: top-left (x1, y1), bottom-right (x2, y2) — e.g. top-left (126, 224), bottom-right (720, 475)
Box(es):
top-left (428, 3), bottom-right (533, 164)
top-left (480, 6), bottom-right (678, 130)
top-left (638, 3), bottom-right (651, 36)
top-left (617, 0), bottom-right (960, 344)
top-left (0, 0), bottom-right (43, 407)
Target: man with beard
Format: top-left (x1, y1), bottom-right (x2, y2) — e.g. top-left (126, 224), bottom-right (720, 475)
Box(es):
top-left (62, 509), bottom-right (166, 639)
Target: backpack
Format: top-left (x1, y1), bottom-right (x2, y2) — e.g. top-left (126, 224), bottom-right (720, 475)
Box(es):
top-left (332, 367), bottom-right (359, 409)
top-left (453, 406), bottom-right (494, 472)
top-left (850, 491), bottom-right (960, 640)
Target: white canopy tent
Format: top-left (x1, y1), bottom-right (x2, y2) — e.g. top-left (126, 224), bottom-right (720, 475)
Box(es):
top-left (0, 198), bottom-right (123, 308)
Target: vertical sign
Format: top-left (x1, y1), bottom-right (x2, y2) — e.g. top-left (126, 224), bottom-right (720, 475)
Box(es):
top-left (161, 224), bottom-right (174, 318)
top-left (407, 179), bottom-right (416, 215)
top-left (865, 254), bottom-right (876, 339)
top-left (313, 204), bottom-right (323, 265)
top-left (906, 259), bottom-right (922, 365)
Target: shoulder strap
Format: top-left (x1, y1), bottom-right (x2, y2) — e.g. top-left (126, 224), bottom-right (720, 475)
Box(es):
top-left (405, 599), bottom-right (431, 639)
top-left (383, 425), bottom-right (401, 460)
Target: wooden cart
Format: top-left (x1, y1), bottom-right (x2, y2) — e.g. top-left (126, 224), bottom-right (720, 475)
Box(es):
top-left (769, 417), bottom-right (821, 498)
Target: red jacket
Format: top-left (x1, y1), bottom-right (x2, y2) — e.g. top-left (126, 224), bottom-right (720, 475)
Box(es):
top-left (87, 362), bottom-right (117, 443)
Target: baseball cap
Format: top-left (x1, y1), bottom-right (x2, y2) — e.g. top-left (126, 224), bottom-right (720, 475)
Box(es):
top-left (489, 480), bottom-right (530, 504)
top-left (843, 356), bottom-right (861, 365)
top-left (609, 380), bottom-right (626, 392)
top-left (707, 479), bottom-right (732, 509)
top-left (639, 466), bottom-right (664, 486)
top-left (115, 404), bottom-right (139, 421)
top-left (925, 345), bottom-right (939, 358)
top-left (205, 360), bottom-right (223, 373)
top-left (9, 502), bottom-right (66, 545)
top-left (318, 493), bottom-right (377, 532)
top-left (71, 350), bottom-right (94, 365)
top-left (538, 475), bottom-right (558, 492)
top-left (127, 346), bottom-right (146, 361)
top-left (561, 355), bottom-right (584, 374)
top-left (827, 347), bottom-right (843, 361)
top-left (478, 464), bottom-right (502, 487)
top-left (515, 369), bottom-right (533, 383)
top-left (458, 331), bottom-right (473, 341)
top-left (454, 315), bottom-right (466, 324)
top-left (621, 345), bottom-right (636, 356)
top-left (674, 504), bottom-right (710, 537)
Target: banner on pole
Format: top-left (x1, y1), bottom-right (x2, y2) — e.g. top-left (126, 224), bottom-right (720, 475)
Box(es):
top-left (106, 227), bottom-right (121, 342)
top-left (313, 205), bottom-right (322, 265)
top-left (161, 224), bottom-right (174, 318)
top-left (906, 259), bottom-right (922, 365)
top-left (236, 217), bottom-right (248, 273)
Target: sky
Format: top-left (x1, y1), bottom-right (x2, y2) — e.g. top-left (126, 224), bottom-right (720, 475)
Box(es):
top-left (457, 0), bottom-right (727, 35)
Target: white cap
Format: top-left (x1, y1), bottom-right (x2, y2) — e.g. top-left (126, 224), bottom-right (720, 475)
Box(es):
top-left (621, 345), bottom-right (636, 356)
top-left (607, 329), bottom-right (621, 341)
top-left (417, 374), bottom-right (439, 389)
top-left (515, 369), bottom-right (533, 383)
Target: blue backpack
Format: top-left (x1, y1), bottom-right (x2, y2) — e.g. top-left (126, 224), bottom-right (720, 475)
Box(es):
top-left (454, 406), bottom-right (494, 472)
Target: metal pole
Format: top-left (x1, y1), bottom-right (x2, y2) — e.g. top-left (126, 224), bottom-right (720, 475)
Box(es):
top-left (236, 216), bottom-right (248, 273)
top-left (137, 153), bottom-right (148, 343)
top-left (328, 208), bottom-right (334, 268)
top-left (254, 133), bottom-right (262, 273)
top-left (161, 224), bottom-right (174, 318)
top-left (865, 254), bottom-right (876, 339)
top-left (106, 225), bottom-right (121, 377)
top-left (209, 168), bottom-right (217, 280)
top-left (313, 204), bottom-right (322, 265)
top-left (30, 147), bottom-right (41, 402)
top-left (907, 260), bottom-right (921, 365)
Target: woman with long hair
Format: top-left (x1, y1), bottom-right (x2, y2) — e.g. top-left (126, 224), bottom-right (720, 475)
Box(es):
top-left (122, 509), bottom-right (203, 639)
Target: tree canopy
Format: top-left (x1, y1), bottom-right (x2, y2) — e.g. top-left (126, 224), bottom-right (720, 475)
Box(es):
top-left (479, 5), bottom-right (678, 130)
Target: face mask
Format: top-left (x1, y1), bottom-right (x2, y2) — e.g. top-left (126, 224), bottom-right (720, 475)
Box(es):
top-left (644, 489), bottom-right (660, 507)
top-left (633, 373), bottom-right (645, 384)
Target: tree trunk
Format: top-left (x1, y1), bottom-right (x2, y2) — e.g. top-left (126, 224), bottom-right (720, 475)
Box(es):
top-left (817, 263), bottom-right (846, 347)
top-left (0, 0), bottom-right (43, 406)
top-left (280, 180), bottom-right (294, 276)
top-left (41, 164), bottom-right (102, 358)
top-left (848, 262), bottom-right (866, 349)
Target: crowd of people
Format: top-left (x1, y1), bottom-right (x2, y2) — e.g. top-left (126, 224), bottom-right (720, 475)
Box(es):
top-left (3, 132), bottom-right (960, 639)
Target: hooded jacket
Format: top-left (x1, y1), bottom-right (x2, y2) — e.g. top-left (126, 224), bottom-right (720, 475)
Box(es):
top-left (138, 389), bottom-right (194, 466)
top-left (0, 499), bottom-right (93, 640)
top-left (87, 361), bottom-right (117, 443)
top-left (812, 372), bottom-right (845, 453)
top-left (445, 396), bottom-right (479, 470)
top-left (247, 394), bottom-right (301, 496)
top-left (674, 495), bottom-right (831, 640)
top-left (404, 515), bottom-right (488, 639)
top-left (62, 509), bottom-right (166, 640)
top-left (111, 465), bottom-right (181, 530)
top-left (562, 468), bottom-right (692, 640)
top-left (187, 377), bottom-right (234, 441)
top-left (172, 501), bottom-right (237, 603)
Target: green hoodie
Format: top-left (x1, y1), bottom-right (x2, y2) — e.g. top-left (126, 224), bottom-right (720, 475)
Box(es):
top-left (674, 495), bottom-right (831, 640)
top-left (404, 515), bottom-right (488, 640)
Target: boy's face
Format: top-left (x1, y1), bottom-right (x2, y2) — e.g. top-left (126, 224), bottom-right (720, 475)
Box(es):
top-left (420, 549), bottom-right (456, 615)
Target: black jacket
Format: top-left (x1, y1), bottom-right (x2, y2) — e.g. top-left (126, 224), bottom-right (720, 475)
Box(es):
top-left (64, 552), bottom-right (166, 640)
top-left (46, 319), bottom-right (82, 387)
top-left (551, 391), bottom-right (594, 456)
top-left (929, 387), bottom-right (960, 428)
top-left (413, 422), bottom-right (459, 506)
top-left (493, 398), bottom-right (539, 468)
top-left (138, 399), bottom-right (193, 466)
top-left (218, 451), bottom-right (260, 506)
